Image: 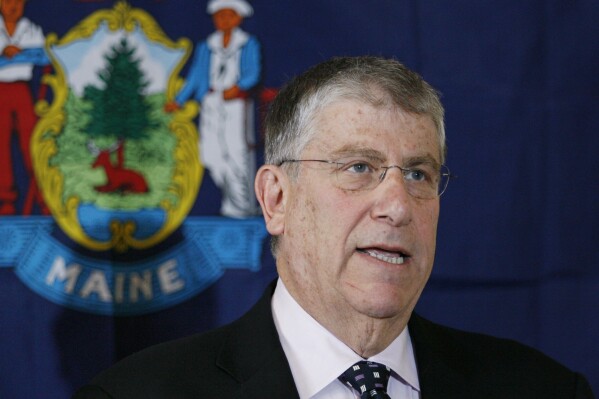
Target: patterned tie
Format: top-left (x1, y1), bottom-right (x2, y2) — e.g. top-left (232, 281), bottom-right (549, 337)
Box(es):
top-left (338, 361), bottom-right (392, 398)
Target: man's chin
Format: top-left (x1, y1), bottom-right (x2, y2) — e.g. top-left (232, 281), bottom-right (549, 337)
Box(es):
top-left (347, 290), bottom-right (412, 321)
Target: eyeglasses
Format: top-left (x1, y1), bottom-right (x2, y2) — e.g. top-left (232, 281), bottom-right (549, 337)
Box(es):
top-left (278, 158), bottom-right (453, 199)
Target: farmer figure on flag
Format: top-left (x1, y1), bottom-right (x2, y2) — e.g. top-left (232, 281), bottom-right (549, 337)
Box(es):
top-left (0, 0), bottom-right (49, 215)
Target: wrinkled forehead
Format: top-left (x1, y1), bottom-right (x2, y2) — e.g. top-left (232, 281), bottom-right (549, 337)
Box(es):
top-left (303, 99), bottom-right (442, 163)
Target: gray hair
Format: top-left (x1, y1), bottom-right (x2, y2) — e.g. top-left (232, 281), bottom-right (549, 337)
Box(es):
top-left (265, 56), bottom-right (446, 167)
top-left (264, 56), bottom-right (446, 255)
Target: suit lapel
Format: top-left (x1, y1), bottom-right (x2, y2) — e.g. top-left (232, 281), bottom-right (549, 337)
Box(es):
top-left (216, 282), bottom-right (300, 399)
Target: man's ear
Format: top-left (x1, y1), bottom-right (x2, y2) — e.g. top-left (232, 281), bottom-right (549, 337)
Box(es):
top-left (255, 164), bottom-right (288, 236)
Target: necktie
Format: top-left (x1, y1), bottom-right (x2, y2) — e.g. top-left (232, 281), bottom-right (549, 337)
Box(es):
top-left (338, 361), bottom-right (392, 398)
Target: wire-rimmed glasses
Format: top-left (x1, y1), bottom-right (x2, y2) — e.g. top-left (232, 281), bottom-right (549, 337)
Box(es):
top-left (278, 158), bottom-right (453, 199)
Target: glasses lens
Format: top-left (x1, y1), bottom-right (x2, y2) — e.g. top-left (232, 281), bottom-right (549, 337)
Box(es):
top-left (330, 161), bottom-right (451, 199)
top-left (333, 166), bottom-right (378, 190)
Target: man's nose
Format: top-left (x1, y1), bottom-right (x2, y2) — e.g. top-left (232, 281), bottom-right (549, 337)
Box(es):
top-left (369, 168), bottom-right (413, 227)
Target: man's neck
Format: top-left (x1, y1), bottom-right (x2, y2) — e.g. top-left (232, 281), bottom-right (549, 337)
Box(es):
top-left (318, 306), bottom-right (409, 358)
top-left (281, 276), bottom-right (411, 358)
top-left (272, 279), bottom-right (421, 398)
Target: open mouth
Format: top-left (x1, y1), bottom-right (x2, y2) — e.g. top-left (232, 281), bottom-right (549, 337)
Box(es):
top-left (356, 248), bottom-right (409, 265)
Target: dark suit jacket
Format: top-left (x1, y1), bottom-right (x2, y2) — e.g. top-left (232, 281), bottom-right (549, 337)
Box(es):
top-left (73, 283), bottom-right (594, 399)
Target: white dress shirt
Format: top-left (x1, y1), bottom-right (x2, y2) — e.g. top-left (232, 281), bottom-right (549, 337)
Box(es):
top-left (272, 279), bottom-right (421, 399)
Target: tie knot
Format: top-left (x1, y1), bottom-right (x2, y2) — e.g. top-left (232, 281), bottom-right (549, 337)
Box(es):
top-left (338, 361), bottom-right (392, 399)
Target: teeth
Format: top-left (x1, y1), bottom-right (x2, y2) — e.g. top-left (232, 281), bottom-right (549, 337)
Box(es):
top-left (363, 250), bottom-right (405, 265)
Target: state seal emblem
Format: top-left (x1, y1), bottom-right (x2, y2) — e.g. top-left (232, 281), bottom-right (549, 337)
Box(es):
top-left (7, 2), bottom-right (266, 315)
top-left (36, 2), bottom-right (200, 253)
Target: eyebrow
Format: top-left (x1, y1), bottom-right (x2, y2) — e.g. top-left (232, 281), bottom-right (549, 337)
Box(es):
top-left (402, 155), bottom-right (441, 170)
top-left (328, 145), bottom-right (386, 162)
top-left (328, 145), bottom-right (441, 169)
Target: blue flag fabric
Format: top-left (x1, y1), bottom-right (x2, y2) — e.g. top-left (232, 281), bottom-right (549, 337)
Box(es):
top-left (0, 1), bottom-right (597, 397)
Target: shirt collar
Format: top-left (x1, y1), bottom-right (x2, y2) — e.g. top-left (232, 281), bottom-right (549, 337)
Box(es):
top-left (271, 278), bottom-right (420, 398)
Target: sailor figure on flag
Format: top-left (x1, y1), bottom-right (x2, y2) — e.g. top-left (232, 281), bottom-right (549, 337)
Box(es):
top-left (166, 0), bottom-right (261, 218)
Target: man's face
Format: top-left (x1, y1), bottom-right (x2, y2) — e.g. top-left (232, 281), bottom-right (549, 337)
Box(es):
top-left (212, 8), bottom-right (243, 32)
top-left (278, 100), bottom-right (440, 325)
top-left (1, 0), bottom-right (25, 23)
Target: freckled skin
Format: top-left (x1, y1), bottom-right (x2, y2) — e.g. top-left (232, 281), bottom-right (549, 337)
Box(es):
top-left (273, 100), bottom-right (441, 357)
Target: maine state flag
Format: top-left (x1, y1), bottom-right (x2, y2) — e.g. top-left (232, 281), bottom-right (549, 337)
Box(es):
top-left (0, 1), bottom-right (597, 397)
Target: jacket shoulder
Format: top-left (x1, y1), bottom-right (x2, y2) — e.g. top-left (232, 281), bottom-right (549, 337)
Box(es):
top-left (412, 314), bottom-right (564, 369)
top-left (409, 314), bottom-right (594, 398)
top-left (82, 324), bottom-right (238, 398)
top-left (74, 283), bottom-right (292, 399)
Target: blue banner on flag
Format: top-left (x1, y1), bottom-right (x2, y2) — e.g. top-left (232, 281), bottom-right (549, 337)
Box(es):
top-left (5, 216), bottom-right (266, 315)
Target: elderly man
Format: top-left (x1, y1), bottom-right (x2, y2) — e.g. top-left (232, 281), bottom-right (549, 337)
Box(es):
top-left (74, 57), bottom-right (593, 398)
